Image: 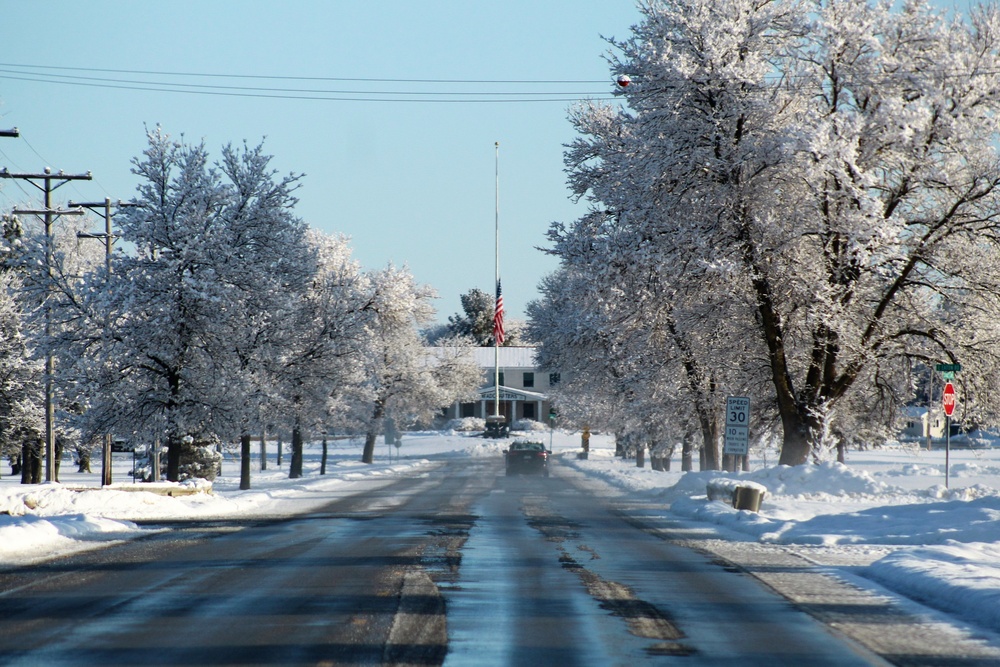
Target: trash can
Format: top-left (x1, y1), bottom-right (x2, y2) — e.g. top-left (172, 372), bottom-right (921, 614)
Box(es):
top-left (732, 485), bottom-right (764, 512)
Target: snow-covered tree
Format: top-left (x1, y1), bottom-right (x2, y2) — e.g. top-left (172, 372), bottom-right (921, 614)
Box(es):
top-left (261, 229), bottom-right (371, 480)
top-left (541, 0), bottom-right (1000, 465)
top-left (0, 203), bottom-right (107, 482)
top-left (353, 266), bottom-right (480, 464)
top-left (444, 287), bottom-right (525, 346)
top-left (446, 288), bottom-right (494, 345)
top-left (87, 127), bottom-right (313, 481)
top-left (0, 272), bottom-right (43, 481)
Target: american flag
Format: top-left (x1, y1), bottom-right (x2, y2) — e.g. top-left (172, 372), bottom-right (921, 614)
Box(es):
top-left (493, 280), bottom-right (505, 346)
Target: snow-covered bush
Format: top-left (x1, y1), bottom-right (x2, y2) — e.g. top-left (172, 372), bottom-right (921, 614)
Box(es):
top-left (132, 435), bottom-right (222, 482)
top-left (511, 419), bottom-right (548, 433)
top-left (444, 417), bottom-right (485, 432)
top-left (178, 444), bottom-right (223, 482)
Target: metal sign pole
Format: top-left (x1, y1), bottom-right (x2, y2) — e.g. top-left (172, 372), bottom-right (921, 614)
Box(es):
top-left (945, 415), bottom-right (951, 490)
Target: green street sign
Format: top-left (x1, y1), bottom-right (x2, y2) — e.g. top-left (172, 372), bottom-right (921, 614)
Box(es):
top-left (935, 363), bottom-right (962, 373)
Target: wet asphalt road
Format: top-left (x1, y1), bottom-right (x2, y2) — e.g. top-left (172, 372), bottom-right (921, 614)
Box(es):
top-left (0, 456), bottom-right (988, 666)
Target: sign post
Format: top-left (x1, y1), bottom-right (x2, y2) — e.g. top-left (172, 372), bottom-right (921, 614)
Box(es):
top-left (942, 382), bottom-right (956, 489)
top-left (548, 407), bottom-right (556, 451)
top-left (724, 397), bottom-right (750, 470)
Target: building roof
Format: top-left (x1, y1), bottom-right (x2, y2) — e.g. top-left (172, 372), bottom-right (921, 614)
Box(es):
top-left (477, 384), bottom-right (548, 401)
top-left (471, 346), bottom-right (538, 369)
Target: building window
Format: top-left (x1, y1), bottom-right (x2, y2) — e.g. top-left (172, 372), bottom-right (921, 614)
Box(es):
top-left (460, 403), bottom-right (475, 418)
top-left (498, 372), bottom-right (504, 386)
top-left (523, 403), bottom-right (536, 420)
top-left (549, 372), bottom-right (561, 386)
top-left (523, 372), bottom-right (534, 388)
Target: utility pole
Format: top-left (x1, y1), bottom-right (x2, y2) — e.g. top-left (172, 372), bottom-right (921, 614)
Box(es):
top-left (2, 167), bottom-right (93, 483)
top-left (70, 197), bottom-right (135, 272)
top-left (69, 198), bottom-right (136, 486)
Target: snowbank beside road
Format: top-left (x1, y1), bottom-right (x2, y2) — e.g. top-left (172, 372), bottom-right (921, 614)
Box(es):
top-left (560, 441), bottom-right (1000, 635)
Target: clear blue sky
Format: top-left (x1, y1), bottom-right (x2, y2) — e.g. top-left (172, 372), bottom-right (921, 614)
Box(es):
top-left (0, 1), bottom-right (640, 324)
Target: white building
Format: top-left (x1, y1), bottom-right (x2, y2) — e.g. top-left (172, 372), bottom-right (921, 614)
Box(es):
top-left (900, 406), bottom-right (950, 440)
top-left (443, 347), bottom-right (558, 424)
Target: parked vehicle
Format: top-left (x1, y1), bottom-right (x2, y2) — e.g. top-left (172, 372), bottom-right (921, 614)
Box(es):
top-left (504, 440), bottom-right (549, 476)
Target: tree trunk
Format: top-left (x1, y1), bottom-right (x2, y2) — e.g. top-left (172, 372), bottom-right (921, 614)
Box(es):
top-left (259, 429), bottom-right (267, 471)
top-left (698, 411), bottom-right (720, 471)
top-left (21, 442), bottom-right (40, 484)
top-left (777, 414), bottom-right (813, 466)
top-left (76, 446), bottom-right (91, 473)
top-left (31, 449), bottom-right (42, 484)
top-left (636, 445), bottom-right (645, 468)
top-left (166, 371), bottom-right (182, 482)
top-left (54, 436), bottom-right (63, 481)
top-left (362, 400), bottom-right (385, 464)
top-left (735, 207), bottom-right (815, 467)
top-left (276, 437), bottom-right (283, 466)
top-left (167, 435), bottom-right (181, 482)
top-left (290, 422), bottom-right (303, 479)
top-left (240, 433), bottom-right (252, 490)
top-left (320, 434), bottom-right (328, 475)
top-left (681, 433), bottom-right (694, 472)
top-left (362, 431), bottom-right (377, 465)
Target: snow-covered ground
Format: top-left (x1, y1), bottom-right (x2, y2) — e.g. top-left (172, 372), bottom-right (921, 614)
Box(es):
top-left (3, 430), bottom-right (1000, 639)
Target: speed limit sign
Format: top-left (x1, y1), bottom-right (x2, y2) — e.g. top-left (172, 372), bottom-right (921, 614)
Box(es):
top-left (724, 396), bottom-right (750, 455)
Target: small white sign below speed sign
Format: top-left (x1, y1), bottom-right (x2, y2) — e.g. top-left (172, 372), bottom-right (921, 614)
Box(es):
top-left (724, 396), bottom-right (750, 456)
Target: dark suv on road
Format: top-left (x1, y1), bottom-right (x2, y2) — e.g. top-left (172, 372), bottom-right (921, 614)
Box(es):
top-left (504, 441), bottom-right (549, 477)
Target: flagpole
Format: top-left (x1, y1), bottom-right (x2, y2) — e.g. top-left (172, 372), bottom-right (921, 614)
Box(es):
top-left (494, 141), bottom-right (500, 419)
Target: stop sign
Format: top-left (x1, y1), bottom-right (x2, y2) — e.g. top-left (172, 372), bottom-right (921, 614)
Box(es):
top-left (942, 382), bottom-right (956, 417)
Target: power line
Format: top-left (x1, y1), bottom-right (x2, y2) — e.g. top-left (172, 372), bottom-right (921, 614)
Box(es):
top-left (0, 62), bottom-right (618, 103)
top-left (0, 72), bottom-right (615, 103)
top-left (0, 69), bottom-right (609, 97)
top-left (0, 61), bottom-right (608, 85)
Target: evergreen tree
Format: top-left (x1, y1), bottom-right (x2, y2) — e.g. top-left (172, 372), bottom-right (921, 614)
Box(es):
top-left (447, 287), bottom-right (522, 346)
